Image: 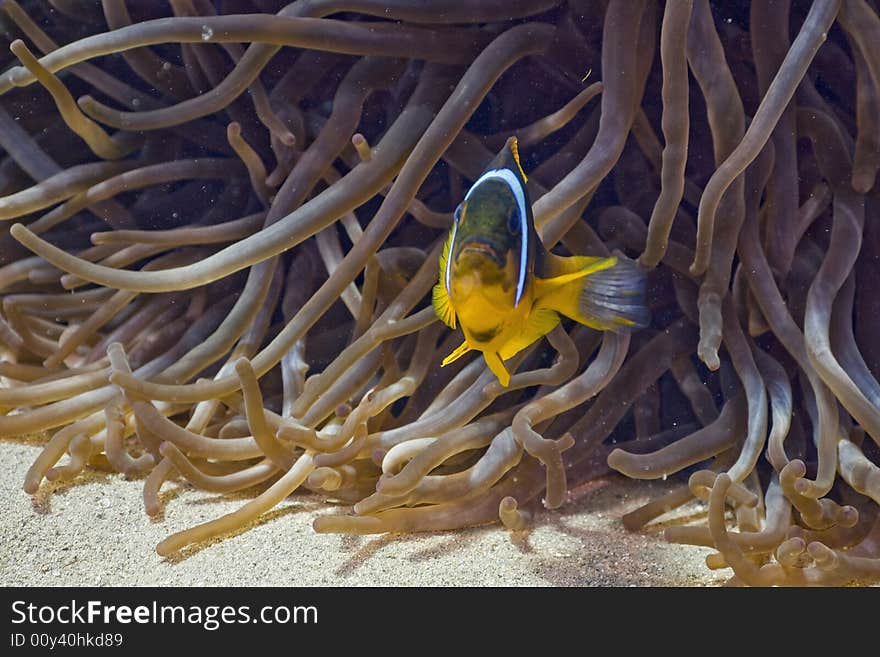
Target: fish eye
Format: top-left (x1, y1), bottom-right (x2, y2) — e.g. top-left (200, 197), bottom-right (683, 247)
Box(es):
top-left (508, 208), bottom-right (521, 234)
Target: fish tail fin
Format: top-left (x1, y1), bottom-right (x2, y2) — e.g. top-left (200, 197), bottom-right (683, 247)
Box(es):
top-left (577, 256), bottom-right (651, 332)
top-left (536, 254), bottom-right (650, 332)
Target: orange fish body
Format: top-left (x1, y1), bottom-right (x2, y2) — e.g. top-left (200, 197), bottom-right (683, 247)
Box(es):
top-left (433, 137), bottom-right (649, 386)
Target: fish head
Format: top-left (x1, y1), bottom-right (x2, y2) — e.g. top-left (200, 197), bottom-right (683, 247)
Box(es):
top-left (449, 174), bottom-right (529, 300)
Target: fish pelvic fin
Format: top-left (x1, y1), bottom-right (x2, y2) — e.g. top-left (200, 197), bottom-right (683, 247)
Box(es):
top-left (483, 351), bottom-right (511, 387)
top-left (441, 340), bottom-right (471, 367)
top-left (536, 254), bottom-right (650, 333)
top-left (498, 307), bottom-right (560, 361)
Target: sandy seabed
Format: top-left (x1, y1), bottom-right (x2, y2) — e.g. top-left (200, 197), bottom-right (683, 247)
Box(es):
top-left (0, 442), bottom-right (721, 587)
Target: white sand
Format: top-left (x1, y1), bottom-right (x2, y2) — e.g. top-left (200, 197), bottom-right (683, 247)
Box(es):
top-left (0, 442), bottom-right (723, 586)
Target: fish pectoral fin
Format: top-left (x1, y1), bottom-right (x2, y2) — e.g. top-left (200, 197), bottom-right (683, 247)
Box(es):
top-left (498, 307), bottom-right (560, 361)
top-left (433, 225), bottom-right (457, 328)
top-left (483, 351), bottom-right (511, 387)
top-left (432, 283), bottom-right (456, 329)
top-left (441, 340), bottom-right (471, 367)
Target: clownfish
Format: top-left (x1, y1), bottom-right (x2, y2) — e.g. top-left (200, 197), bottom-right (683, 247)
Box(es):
top-left (432, 136), bottom-right (650, 386)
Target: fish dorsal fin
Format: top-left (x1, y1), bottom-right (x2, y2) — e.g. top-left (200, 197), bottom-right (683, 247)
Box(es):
top-left (534, 255), bottom-right (617, 296)
top-left (508, 136), bottom-right (528, 182)
top-left (498, 307), bottom-right (560, 361)
top-left (433, 228), bottom-right (457, 328)
top-left (541, 252), bottom-right (616, 279)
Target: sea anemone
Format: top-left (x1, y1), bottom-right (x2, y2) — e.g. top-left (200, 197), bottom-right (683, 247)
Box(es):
top-left (1, 0), bottom-right (879, 586)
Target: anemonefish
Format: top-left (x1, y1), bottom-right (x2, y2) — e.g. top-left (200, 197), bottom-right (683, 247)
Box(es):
top-left (432, 136), bottom-right (650, 386)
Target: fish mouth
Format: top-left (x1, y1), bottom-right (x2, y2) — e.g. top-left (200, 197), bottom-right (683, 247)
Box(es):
top-left (459, 238), bottom-right (503, 266)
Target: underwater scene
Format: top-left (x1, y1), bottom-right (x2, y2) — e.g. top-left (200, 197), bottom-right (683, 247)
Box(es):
top-left (0, 0), bottom-right (879, 587)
